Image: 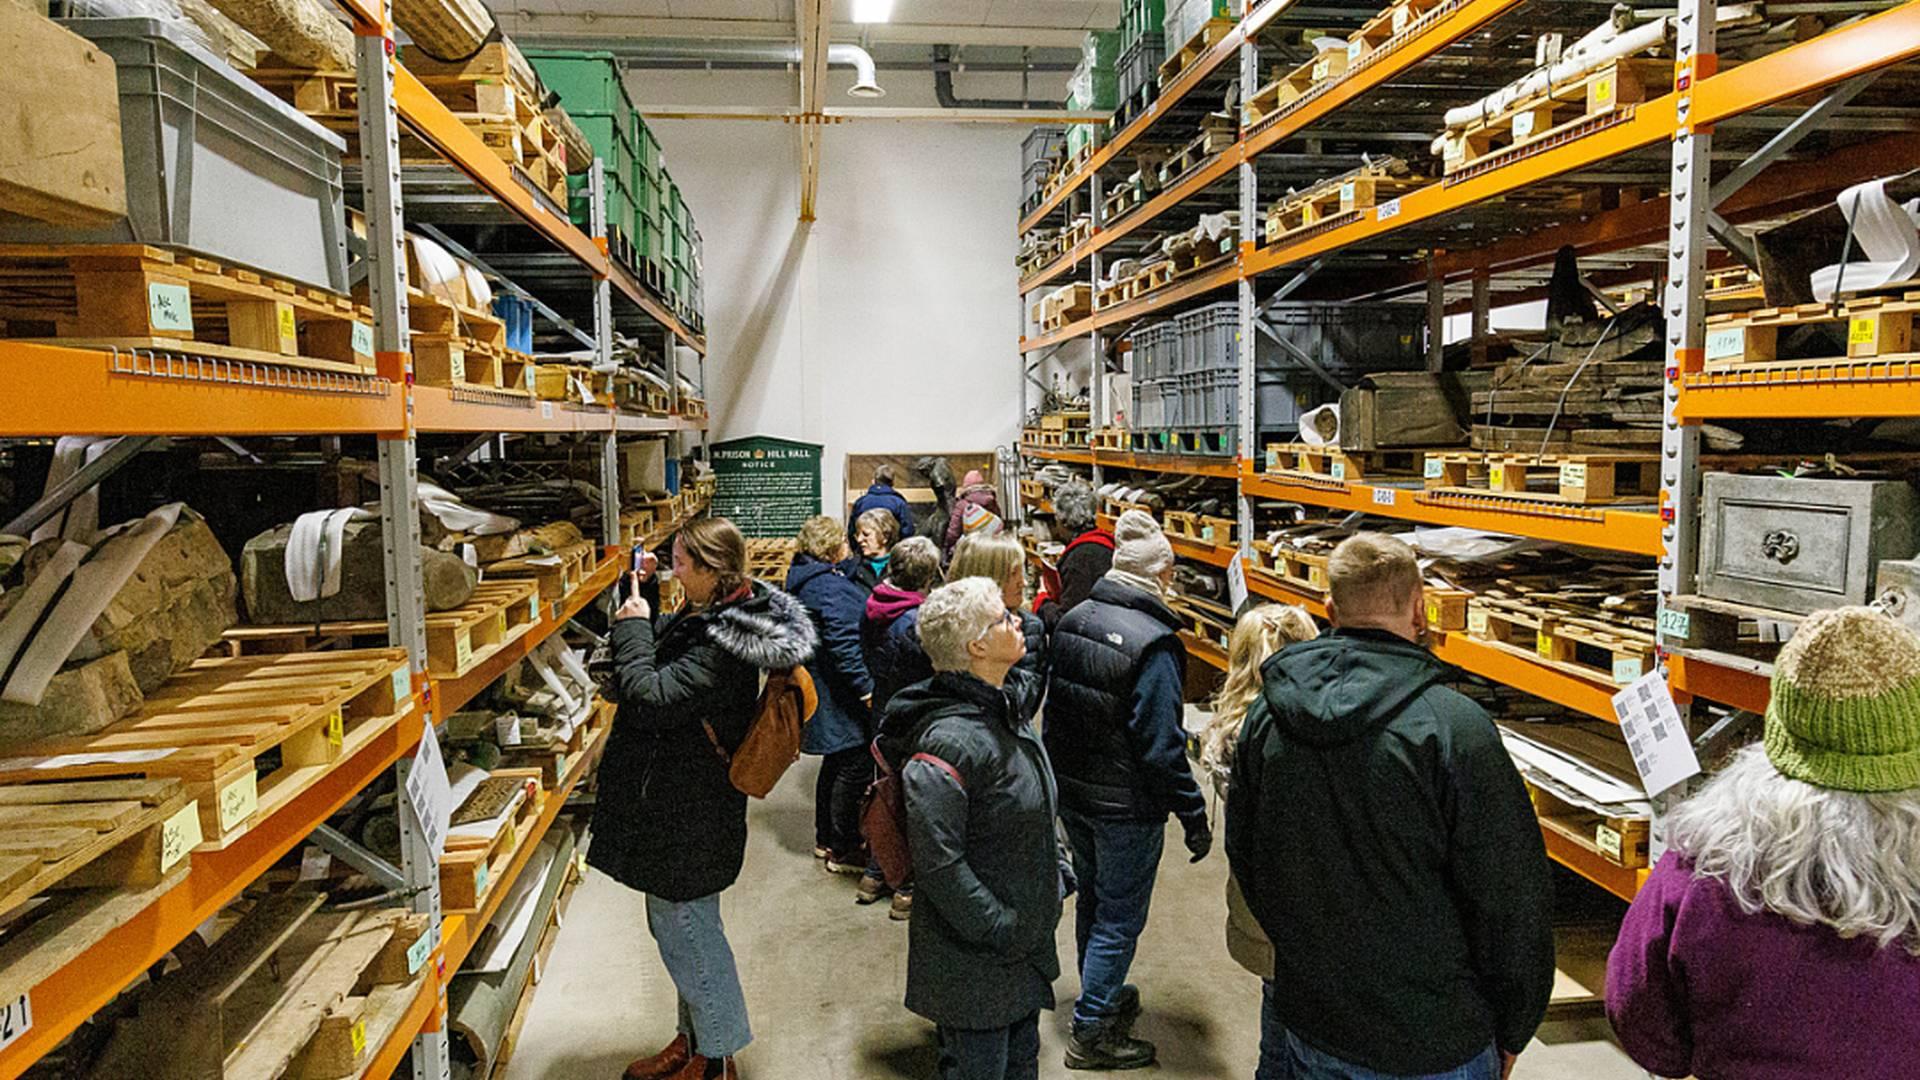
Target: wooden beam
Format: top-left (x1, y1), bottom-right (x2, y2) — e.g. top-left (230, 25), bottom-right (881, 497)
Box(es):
top-left (796, 0), bottom-right (829, 223)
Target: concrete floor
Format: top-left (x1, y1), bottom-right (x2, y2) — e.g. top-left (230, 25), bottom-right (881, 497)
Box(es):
top-left (505, 758), bottom-right (1649, 1080)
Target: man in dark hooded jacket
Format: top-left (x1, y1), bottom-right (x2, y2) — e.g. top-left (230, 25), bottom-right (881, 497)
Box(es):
top-left (849, 464), bottom-right (916, 545)
top-left (1226, 532), bottom-right (1554, 1080)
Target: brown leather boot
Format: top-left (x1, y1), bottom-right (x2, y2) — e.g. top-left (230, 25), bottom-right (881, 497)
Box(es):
top-left (663, 1055), bottom-right (737, 1080)
top-left (624, 1034), bottom-right (691, 1079)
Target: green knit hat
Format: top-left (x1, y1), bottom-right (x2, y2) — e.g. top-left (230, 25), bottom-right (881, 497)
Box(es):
top-left (1764, 606), bottom-right (1920, 793)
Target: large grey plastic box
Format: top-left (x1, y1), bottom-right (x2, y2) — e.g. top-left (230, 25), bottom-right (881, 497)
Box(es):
top-left (1699, 474), bottom-right (1919, 615)
top-left (0, 18), bottom-right (349, 291)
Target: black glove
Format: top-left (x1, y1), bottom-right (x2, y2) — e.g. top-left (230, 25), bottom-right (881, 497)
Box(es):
top-left (1182, 817), bottom-right (1213, 863)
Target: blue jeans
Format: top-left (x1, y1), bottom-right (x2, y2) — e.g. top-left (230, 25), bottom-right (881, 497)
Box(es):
top-left (1257, 980), bottom-right (1290, 1080)
top-left (1060, 809), bottom-right (1165, 1032)
top-left (645, 892), bottom-right (752, 1058)
top-left (937, 1011), bottom-right (1040, 1080)
top-left (1285, 1033), bottom-right (1499, 1080)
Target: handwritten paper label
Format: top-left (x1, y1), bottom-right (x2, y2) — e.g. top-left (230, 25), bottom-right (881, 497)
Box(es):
top-left (1512, 109), bottom-right (1537, 139)
top-left (1266, 448), bottom-right (1282, 470)
top-left (449, 352), bottom-right (466, 381)
top-left (455, 631), bottom-right (473, 668)
top-left (529, 596), bottom-right (541, 624)
top-left (541, 401), bottom-right (555, 420)
top-left (1372, 487), bottom-right (1397, 506)
top-left (1705, 327), bottom-right (1745, 361)
top-left (1596, 823), bottom-right (1624, 861)
top-left (218, 771), bottom-right (258, 832)
top-left (474, 862), bottom-right (490, 896)
top-left (1340, 180), bottom-right (1356, 206)
top-left (1392, 5), bottom-right (1411, 31)
top-left (147, 283), bottom-right (193, 332)
top-left (1612, 672), bottom-right (1701, 797)
top-left (0, 992), bottom-right (32, 1052)
top-left (161, 801), bottom-right (203, 872)
top-left (1468, 608), bottom-right (1490, 636)
top-left (406, 931), bottom-right (432, 974)
top-left (352, 321), bottom-right (374, 357)
top-left (1424, 458), bottom-right (1445, 479)
top-left (1311, 56), bottom-right (1333, 81)
top-left (1657, 607), bottom-right (1691, 642)
top-left (1347, 39), bottom-right (1363, 64)
top-left (1559, 462), bottom-right (1588, 490)
top-left (391, 667), bottom-right (411, 707)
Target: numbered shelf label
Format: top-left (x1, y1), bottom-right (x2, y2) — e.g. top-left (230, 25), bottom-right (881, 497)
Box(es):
top-left (1371, 487), bottom-right (1397, 506)
top-left (1656, 607), bottom-right (1691, 641)
top-left (0, 992), bottom-right (31, 1052)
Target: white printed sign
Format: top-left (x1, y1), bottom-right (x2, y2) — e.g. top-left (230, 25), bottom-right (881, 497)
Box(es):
top-left (404, 724), bottom-right (453, 858)
top-left (0, 992), bottom-right (31, 1052)
top-left (1227, 551), bottom-right (1249, 613)
top-left (1611, 672), bottom-right (1701, 798)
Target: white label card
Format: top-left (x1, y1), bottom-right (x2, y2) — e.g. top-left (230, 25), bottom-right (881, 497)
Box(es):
top-left (147, 283), bottom-right (193, 332)
top-left (1611, 672), bottom-right (1701, 798)
top-left (404, 723), bottom-right (453, 859)
top-left (0, 992), bottom-right (31, 1052)
top-left (1377, 198), bottom-right (1402, 221)
top-left (1372, 487), bottom-right (1397, 506)
top-left (218, 770), bottom-right (258, 832)
top-left (1424, 458), bottom-right (1445, 479)
top-left (496, 715), bottom-right (523, 747)
top-left (1330, 460), bottom-right (1347, 480)
top-left (299, 846), bottom-right (333, 881)
top-left (407, 931), bottom-right (433, 974)
top-left (1656, 607), bottom-right (1691, 642)
top-left (1705, 327), bottom-right (1745, 361)
top-left (1227, 551), bottom-right (1249, 613)
top-left (351, 321), bottom-right (374, 357)
top-left (541, 401), bottom-right (555, 419)
top-left (160, 801), bottom-right (202, 873)
top-left (390, 666), bottom-right (411, 707)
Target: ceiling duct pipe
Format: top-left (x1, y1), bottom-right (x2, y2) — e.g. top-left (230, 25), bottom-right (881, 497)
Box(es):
top-left (933, 44), bottom-right (1057, 110)
top-left (605, 41), bottom-right (884, 97)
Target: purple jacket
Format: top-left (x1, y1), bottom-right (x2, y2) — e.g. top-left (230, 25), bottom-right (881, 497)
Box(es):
top-left (1607, 852), bottom-right (1920, 1080)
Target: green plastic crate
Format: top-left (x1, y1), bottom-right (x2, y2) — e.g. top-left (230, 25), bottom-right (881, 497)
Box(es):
top-left (669, 183), bottom-right (690, 231)
top-left (637, 169), bottom-right (663, 224)
top-left (567, 165), bottom-right (635, 241)
top-left (635, 212), bottom-right (664, 265)
top-left (524, 49), bottom-right (635, 118)
top-left (566, 110), bottom-right (636, 178)
top-left (1084, 29), bottom-right (1121, 69)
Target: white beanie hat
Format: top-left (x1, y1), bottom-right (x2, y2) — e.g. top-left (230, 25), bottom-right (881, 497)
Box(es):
top-left (1111, 509), bottom-right (1174, 577)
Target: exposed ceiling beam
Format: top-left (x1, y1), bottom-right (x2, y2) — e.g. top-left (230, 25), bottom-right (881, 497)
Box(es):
top-left (493, 14), bottom-right (1089, 49)
top-left (797, 0), bottom-right (830, 222)
top-left (638, 104), bottom-right (1107, 124)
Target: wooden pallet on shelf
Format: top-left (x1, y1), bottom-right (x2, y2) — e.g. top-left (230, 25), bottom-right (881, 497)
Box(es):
top-left (1264, 442), bottom-right (1443, 483)
top-left (0, 243), bottom-right (376, 373)
top-left (1262, 164), bottom-right (1422, 245)
top-left (1244, 45), bottom-right (1351, 129)
top-left (1532, 783), bottom-right (1650, 871)
top-left (1467, 595), bottom-right (1658, 686)
top-left (485, 542), bottom-right (600, 606)
top-left (745, 538), bottom-right (800, 585)
top-left (425, 580), bottom-right (543, 677)
top-left (0, 777), bottom-right (194, 922)
top-left (1423, 451), bottom-right (1657, 505)
top-left (1157, 123), bottom-right (1237, 187)
top-left (441, 768), bottom-right (544, 912)
top-left (1166, 593), bottom-right (1235, 650)
top-left (0, 649), bottom-right (411, 847)
top-left (1090, 427), bottom-right (1129, 450)
top-left (406, 286), bottom-right (533, 396)
top-left (1702, 290), bottom-right (1920, 369)
top-left (1438, 58), bottom-right (1670, 179)
top-left (1158, 18), bottom-right (1234, 86)
top-left (1345, 0), bottom-right (1450, 64)
top-left (1162, 510), bottom-right (1238, 547)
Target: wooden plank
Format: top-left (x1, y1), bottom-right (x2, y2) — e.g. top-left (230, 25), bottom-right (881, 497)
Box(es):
top-left (0, 6), bottom-right (126, 227)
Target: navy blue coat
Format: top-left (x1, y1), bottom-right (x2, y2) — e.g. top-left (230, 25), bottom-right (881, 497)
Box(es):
top-left (787, 555), bottom-right (875, 755)
top-left (850, 483), bottom-right (916, 544)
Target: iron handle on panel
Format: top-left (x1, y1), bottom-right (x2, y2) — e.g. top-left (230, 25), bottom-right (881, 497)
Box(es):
top-left (1761, 529), bottom-right (1800, 564)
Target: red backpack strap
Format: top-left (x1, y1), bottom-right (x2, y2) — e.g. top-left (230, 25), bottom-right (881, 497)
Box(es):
top-left (909, 752), bottom-right (965, 791)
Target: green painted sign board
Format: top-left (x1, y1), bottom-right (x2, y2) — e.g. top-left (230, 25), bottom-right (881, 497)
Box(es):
top-left (710, 435), bottom-right (823, 539)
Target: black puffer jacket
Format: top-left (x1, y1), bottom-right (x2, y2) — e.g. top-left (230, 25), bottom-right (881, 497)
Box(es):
top-left (589, 583), bottom-right (816, 902)
top-left (892, 672), bottom-right (1062, 1029)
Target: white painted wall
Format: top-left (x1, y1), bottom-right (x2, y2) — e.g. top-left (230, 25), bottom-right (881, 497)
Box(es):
top-left (627, 67), bottom-right (1069, 511)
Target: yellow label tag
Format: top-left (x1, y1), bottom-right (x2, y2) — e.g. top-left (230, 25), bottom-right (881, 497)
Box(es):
top-left (1489, 464), bottom-right (1507, 489)
top-left (160, 800), bottom-right (203, 872)
top-left (276, 304), bottom-right (297, 347)
top-left (1424, 597), bottom-right (1440, 626)
top-left (350, 1020), bottom-right (368, 1056)
top-left (326, 709), bottom-right (343, 747)
top-left (494, 611), bottom-right (508, 639)
top-left (1849, 316), bottom-right (1877, 345)
top-left (1468, 608), bottom-right (1490, 636)
top-left (1309, 566), bottom-right (1327, 589)
top-left (218, 770), bottom-right (259, 832)
top-left (1559, 462), bottom-right (1588, 489)
top-left (1536, 629), bottom-right (1555, 659)
top-left (1593, 74), bottom-right (1616, 110)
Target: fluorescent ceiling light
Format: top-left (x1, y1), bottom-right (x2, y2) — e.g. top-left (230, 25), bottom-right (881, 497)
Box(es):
top-left (851, 0), bottom-right (893, 23)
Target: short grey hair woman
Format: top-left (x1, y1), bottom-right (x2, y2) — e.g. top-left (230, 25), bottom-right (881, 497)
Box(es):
top-left (1606, 606), bottom-right (1920, 1079)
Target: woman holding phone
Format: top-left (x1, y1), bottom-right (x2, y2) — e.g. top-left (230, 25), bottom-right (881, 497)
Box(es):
top-left (592, 517), bottom-right (818, 1080)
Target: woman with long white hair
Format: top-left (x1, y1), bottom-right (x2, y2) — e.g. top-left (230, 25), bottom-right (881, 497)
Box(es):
top-left (1606, 605), bottom-right (1920, 1080)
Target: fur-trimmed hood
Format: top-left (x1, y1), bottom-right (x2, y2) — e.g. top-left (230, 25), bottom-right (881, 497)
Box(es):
top-left (702, 582), bottom-right (817, 670)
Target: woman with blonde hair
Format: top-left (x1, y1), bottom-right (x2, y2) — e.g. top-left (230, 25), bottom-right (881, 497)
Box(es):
top-left (1607, 605), bottom-right (1920, 1079)
top-left (948, 532), bottom-right (1047, 722)
top-left (1198, 602), bottom-right (1318, 1080)
top-left (849, 507), bottom-right (899, 591)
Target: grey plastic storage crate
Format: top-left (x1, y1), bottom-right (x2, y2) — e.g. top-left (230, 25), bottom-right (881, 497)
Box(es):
top-left (1179, 302), bottom-right (1273, 374)
top-left (1128, 321), bottom-right (1181, 382)
top-left (1176, 368), bottom-right (1238, 429)
top-left (1116, 33), bottom-right (1165, 104)
top-left (1261, 302), bottom-right (1426, 376)
top-left (1132, 379), bottom-right (1166, 428)
top-left (1023, 126), bottom-right (1067, 170)
top-left (0, 18), bottom-right (350, 292)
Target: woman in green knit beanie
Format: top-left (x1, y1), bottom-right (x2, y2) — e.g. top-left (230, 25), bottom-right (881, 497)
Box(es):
top-left (1606, 605), bottom-right (1920, 1079)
